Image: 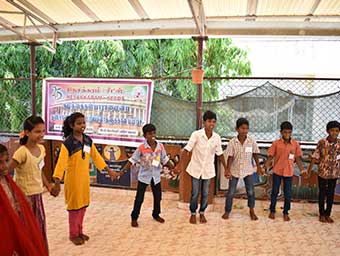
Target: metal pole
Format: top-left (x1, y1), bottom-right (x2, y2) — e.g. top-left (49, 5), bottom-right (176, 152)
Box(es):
top-left (30, 44), bottom-right (37, 115)
top-left (195, 37), bottom-right (204, 129)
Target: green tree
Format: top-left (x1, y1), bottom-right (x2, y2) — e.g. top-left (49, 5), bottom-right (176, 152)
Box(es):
top-left (0, 38), bottom-right (251, 131)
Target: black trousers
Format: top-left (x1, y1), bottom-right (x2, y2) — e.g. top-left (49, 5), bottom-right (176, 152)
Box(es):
top-left (318, 176), bottom-right (337, 216)
top-left (131, 179), bottom-right (162, 221)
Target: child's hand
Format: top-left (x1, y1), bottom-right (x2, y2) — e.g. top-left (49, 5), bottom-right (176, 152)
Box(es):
top-left (300, 169), bottom-right (309, 179)
top-left (224, 169), bottom-right (232, 179)
top-left (50, 184), bottom-right (60, 197)
top-left (108, 169), bottom-right (119, 180)
top-left (173, 166), bottom-right (182, 175)
top-left (256, 166), bottom-right (265, 176)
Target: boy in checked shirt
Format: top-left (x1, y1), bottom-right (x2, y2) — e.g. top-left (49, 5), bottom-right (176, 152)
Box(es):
top-left (222, 118), bottom-right (264, 221)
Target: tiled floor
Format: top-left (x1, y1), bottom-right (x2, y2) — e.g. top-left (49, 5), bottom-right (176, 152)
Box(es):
top-left (45, 186), bottom-right (340, 256)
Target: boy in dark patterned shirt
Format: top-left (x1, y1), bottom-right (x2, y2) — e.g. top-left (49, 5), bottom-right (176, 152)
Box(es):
top-left (307, 121), bottom-right (340, 223)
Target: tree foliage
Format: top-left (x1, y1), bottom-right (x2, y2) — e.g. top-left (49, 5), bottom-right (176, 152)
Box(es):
top-left (0, 38), bottom-right (251, 131)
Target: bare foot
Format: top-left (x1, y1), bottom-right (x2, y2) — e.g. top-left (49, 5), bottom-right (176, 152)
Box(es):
top-left (69, 237), bottom-right (84, 246)
top-left (283, 214), bottom-right (291, 222)
top-left (131, 220), bottom-right (139, 228)
top-left (199, 214), bottom-right (207, 223)
top-left (250, 209), bottom-right (258, 221)
top-left (269, 212), bottom-right (275, 219)
top-left (189, 215), bottom-right (197, 224)
top-left (79, 234), bottom-right (90, 241)
top-left (153, 216), bottom-right (165, 223)
top-left (319, 216), bottom-right (327, 223)
top-left (325, 216), bottom-right (334, 223)
top-left (221, 212), bottom-right (229, 220)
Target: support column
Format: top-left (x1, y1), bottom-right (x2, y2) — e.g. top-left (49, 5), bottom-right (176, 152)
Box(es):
top-left (179, 36), bottom-right (214, 210)
top-left (30, 44), bottom-right (37, 115)
top-left (195, 36), bottom-right (204, 129)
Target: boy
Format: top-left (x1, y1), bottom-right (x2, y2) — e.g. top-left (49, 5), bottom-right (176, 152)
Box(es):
top-left (307, 121), bottom-right (340, 223)
top-left (222, 118), bottom-right (264, 221)
top-left (121, 124), bottom-right (174, 228)
top-left (177, 110), bottom-right (228, 224)
top-left (265, 121), bottom-right (306, 221)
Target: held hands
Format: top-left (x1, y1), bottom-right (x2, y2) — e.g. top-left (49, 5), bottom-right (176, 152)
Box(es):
top-left (50, 183), bottom-right (61, 197)
top-left (256, 166), bottom-right (266, 176)
top-left (173, 165), bottom-right (182, 175)
top-left (300, 169), bottom-right (310, 179)
top-left (224, 168), bottom-right (232, 179)
top-left (107, 169), bottom-right (120, 180)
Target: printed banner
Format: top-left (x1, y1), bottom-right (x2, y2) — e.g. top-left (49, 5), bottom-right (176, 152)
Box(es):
top-left (97, 160), bottom-right (131, 188)
top-left (43, 78), bottom-right (153, 147)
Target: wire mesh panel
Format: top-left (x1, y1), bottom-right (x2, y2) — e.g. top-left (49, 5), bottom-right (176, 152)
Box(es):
top-left (204, 79), bottom-right (340, 142)
top-left (150, 92), bottom-right (196, 138)
top-left (0, 77), bottom-right (339, 143)
top-left (0, 79), bottom-right (32, 132)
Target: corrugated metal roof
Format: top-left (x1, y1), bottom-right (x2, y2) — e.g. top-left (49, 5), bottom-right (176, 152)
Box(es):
top-left (0, 0), bottom-right (339, 46)
top-left (83, 0), bottom-right (140, 21)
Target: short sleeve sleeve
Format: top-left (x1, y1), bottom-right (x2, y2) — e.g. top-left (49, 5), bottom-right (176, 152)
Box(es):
top-left (267, 142), bottom-right (276, 157)
top-left (312, 140), bottom-right (322, 160)
top-left (295, 142), bottom-right (303, 157)
top-left (129, 148), bottom-right (141, 164)
top-left (184, 132), bottom-right (197, 152)
top-left (226, 141), bottom-right (235, 157)
top-left (252, 140), bottom-right (260, 154)
top-left (215, 136), bottom-right (223, 156)
top-left (12, 147), bottom-right (26, 165)
top-left (160, 144), bottom-right (170, 165)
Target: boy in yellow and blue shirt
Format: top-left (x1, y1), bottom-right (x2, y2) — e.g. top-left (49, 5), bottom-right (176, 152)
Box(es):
top-left (121, 124), bottom-right (174, 227)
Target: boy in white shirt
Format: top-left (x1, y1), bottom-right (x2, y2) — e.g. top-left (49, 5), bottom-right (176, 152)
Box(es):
top-left (177, 110), bottom-right (228, 224)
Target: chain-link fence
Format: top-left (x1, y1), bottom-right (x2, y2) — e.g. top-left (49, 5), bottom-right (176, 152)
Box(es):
top-left (1, 77), bottom-right (339, 142)
top-left (0, 79), bottom-right (41, 132)
top-left (152, 78), bottom-right (340, 142)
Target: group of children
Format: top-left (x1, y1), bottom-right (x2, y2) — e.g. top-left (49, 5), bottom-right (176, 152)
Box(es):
top-left (178, 111), bottom-right (339, 224)
top-left (0, 110), bottom-right (339, 255)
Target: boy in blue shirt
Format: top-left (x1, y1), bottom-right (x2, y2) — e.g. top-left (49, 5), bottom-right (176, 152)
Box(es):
top-left (121, 124), bottom-right (174, 227)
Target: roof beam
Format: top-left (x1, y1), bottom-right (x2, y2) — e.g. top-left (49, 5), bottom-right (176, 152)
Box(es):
top-left (0, 16), bottom-right (56, 53)
top-left (187, 0), bottom-right (207, 36)
top-left (6, 0), bottom-right (57, 31)
top-left (0, 16), bottom-right (39, 43)
top-left (1, 19), bottom-right (340, 42)
top-left (246, 0), bottom-right (258, 21)
top-left (71, 0), bottom-right (101, 22)
top-left (15, 0), bottom-right (57, 24)
top-left (0, 10), bottom-right (22, 15)
top-left (305, 0), bottom-right (322, 21)
top-left (0, 15), bottom-right (17, 27)
top-left (128, 0), bottom-right (149, 20)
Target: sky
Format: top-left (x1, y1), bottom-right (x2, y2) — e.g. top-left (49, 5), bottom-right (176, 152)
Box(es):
top-left (231, 37), bottom-right (340, 78)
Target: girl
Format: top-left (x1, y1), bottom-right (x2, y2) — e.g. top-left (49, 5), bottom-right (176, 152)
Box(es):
top-left (51, 112), bottom-right (117, 246)
top-left (0, 144), bottom-right (48, 256)
top-left (9, 116), bottom-right (51, 252)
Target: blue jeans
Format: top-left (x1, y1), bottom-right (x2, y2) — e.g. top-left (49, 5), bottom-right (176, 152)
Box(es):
top-left (225, 174), bottom-right (255, 213)
top-left (270, 173), bottom-right (293, 215)
top-left (190, 177), bottom-right (210, 215)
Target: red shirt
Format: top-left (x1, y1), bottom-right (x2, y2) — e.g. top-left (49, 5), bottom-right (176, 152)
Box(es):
top-left (268, 138), bottom-right (302, 177)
